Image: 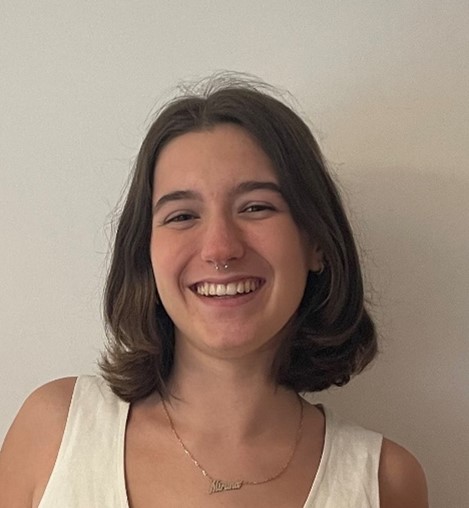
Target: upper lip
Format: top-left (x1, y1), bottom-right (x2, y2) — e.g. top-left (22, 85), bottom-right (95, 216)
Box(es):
top-left (190, 275), bottom-right (264, 286)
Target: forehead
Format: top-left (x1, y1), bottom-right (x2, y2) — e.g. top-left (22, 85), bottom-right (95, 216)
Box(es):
top-left (153, 124), bottom-right (278, 197)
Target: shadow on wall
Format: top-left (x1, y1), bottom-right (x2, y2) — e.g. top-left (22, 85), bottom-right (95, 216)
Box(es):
top-left (317, 166), bottom-right (469, 507)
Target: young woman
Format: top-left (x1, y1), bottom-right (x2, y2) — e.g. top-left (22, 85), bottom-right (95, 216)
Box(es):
top-left (0, 78), bottom-right (428, 507)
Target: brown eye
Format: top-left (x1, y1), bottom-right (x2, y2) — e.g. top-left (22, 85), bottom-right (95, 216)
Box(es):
top-left (163, 212), bottom-right (198, 226)
top-left (167, 213), bottom-right (194, 222)
top-left (243, 204), bottom-right (276, 213)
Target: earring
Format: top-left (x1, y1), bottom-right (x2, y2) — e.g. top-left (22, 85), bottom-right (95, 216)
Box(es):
top-left (314, 263), bottom-right (325, 275)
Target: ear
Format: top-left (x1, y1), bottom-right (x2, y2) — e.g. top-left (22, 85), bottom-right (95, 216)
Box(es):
top-left (309, 243), bottom-right (324, 273)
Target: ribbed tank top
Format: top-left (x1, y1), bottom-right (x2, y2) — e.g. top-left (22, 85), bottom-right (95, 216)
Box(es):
top-left (38, 376), bottom-right (382, 507)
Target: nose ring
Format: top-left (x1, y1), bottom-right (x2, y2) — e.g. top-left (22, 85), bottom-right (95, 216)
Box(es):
top-left (213, 261), bottom-right (229, 271)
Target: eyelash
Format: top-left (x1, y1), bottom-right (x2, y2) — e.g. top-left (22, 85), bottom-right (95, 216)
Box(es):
top-left (164, 212), bottom-right (197, 224)
top-left (162, 203), bottom-right (277, 226)
top-left (242, 203), bottom-right (276, 213)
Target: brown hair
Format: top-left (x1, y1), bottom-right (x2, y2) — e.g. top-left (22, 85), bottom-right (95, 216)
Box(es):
top-left (99, 75), bottom-right (377, 401)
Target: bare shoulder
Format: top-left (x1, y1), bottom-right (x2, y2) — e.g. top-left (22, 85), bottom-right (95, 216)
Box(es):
top-left (0, 377), bottom-right (77, 508)
top-left (378, 437), bottom-right (429, 508)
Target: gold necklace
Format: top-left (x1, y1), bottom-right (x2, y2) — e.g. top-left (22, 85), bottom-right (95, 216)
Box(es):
top-left (161, 394), bottom-right (304, 495)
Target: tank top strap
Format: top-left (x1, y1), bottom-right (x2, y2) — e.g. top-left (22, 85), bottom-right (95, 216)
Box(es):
top-left (303, 406), bottom-right (383, 508)
top-left (38, 375), bottom-right (130, 508)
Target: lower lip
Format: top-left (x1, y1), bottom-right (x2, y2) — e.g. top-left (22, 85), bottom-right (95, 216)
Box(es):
top-left (191, 285), bottom-right (264, 308)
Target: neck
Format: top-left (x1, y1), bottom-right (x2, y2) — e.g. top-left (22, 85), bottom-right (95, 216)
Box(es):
top-left (165, 343), bottom-right (299, 443)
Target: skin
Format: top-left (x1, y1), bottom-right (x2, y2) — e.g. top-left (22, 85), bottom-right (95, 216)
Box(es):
top-left (150, 124), bottom-right (321, 360)
top-left (0, 124), bottom-right (428, 507)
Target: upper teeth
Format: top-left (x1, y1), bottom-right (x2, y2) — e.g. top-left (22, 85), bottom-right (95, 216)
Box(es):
top-left (195, 279), bottom-right (260, 297)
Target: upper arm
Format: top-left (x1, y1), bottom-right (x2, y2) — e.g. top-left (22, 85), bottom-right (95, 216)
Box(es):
top-left (0, 377), bottom-right (77, 508)
top-left (378, 437), bottom-right (429, 508)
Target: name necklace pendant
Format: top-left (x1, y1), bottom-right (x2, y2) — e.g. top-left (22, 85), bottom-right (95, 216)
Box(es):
top-left (209, 479), bottom-right (244, 494)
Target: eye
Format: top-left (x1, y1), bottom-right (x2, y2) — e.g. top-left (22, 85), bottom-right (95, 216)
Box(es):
top-left (167, 213), bottom-right (194, 222)
top-left (162, 212), bottom-right (198, 227)
top-left (242, 203), bottom-right (276, 214)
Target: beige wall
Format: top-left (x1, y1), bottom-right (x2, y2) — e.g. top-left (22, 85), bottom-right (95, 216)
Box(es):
top-left (1, 1), bottom-right (467, 505)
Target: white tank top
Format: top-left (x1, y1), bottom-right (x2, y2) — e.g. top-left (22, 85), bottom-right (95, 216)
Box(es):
top-left (38, 376), bottom-right (382, 507)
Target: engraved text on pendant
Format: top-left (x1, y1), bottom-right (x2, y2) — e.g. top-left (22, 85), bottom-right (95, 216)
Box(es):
top-left (209, 479), bottom-right (243, 494)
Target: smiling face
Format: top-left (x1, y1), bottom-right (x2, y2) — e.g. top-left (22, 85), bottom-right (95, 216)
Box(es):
top-left (150, 124), bottom-right (322, 361)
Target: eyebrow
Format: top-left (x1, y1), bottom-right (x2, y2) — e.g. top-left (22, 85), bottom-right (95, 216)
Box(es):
top-left (234, 180), bottom-right (282, 196)
top-left (152, 190), bottom-right (200, 215)
top-left (152, 180), bottom-right (283, 215)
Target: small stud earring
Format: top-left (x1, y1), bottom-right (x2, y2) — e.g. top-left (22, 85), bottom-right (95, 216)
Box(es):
top-left (315, 263), bottom-right (325, 275)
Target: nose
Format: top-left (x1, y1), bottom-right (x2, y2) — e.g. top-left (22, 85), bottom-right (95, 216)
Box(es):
top-left (200, 214), bottom-right (245, 266)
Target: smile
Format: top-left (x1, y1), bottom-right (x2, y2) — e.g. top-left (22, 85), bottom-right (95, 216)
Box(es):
top-left (193, 278), bottom-right (263, 297)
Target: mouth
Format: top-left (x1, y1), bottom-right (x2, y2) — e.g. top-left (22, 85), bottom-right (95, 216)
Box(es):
top-left (191, 278), bottom-right (264, 297)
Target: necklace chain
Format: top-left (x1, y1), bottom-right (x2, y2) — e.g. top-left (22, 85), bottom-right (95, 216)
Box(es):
top-left (161, 394), bottom-right (304, 494)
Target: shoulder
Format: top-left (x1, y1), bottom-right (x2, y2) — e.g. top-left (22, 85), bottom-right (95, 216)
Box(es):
top-left (378, 437), bottom-right (428, 508)
top-left (0, 377), bottom-right (77, 507)
top-left (11, 377), bottom-right (78, 436)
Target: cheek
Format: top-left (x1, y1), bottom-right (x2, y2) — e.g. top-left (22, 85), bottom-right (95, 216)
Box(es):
top-left (150, 236), bottom-right (188, 299)
top-left (150, 239), bottom-right (170, 289)
top-left (283, 232), bottom-right (313, 273)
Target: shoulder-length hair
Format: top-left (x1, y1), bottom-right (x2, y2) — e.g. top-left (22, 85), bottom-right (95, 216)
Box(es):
top-left (100, 76), bottom-right (377, 402)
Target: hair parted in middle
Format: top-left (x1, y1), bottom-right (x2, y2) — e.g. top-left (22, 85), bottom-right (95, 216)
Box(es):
top-left (100, 74), bottom-right (377, 402)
